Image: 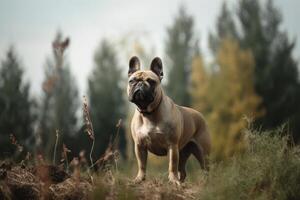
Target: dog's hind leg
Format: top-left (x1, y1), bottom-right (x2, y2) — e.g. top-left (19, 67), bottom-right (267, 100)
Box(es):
top-left (178, 142), bottom-right (193, 182)
top-left (192, 128), bottom-right (211, 170)
top-left (190, 143), bottom-right (208, 170)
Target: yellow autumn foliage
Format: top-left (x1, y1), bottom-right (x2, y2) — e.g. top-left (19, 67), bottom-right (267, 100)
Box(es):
top-left (191, 38), bottom-right (264, 160)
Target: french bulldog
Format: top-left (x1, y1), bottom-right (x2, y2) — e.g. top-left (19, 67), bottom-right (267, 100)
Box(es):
top-left (127, 56), bottom-right (211, 185)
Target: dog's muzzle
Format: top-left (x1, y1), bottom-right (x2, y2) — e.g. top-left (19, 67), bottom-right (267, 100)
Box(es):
top-left (130, 83), bottom-right (154, 110)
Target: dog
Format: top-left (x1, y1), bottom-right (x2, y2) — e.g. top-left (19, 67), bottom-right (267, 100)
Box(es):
top-left (127, 56), bottom-right (211, 185)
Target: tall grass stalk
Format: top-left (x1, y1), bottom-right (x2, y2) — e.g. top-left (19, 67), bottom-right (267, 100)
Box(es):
top-left (62, 143), bottom-right (71, 172)
top-left (89, 139), bottom-right (95, 168)
top-left (53, 130), bottom-right (59, 165)
top-left (113, 119), bottom-right (122, 172)
top-left (83, 96), bottom-right (95, 168)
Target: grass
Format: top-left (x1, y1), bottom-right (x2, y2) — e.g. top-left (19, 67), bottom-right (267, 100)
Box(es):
top-left (88, 126), bottom-right (297, 199)
top-left (87, 126), bottom-right (300, 200)
top-left (1, 125), bottom-right (300, 199)
top-left (198, 127), bottom-right (300, 200)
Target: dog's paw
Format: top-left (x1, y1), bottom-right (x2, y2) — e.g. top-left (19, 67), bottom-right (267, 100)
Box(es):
top-left (178, 171), bottom-right (186, 182)
top-left (169, 178), bottom-right (181, 186)
top-left (132, 175), bottom-right (145, 184)
top-left (168, 174), bottom-right (181, 186)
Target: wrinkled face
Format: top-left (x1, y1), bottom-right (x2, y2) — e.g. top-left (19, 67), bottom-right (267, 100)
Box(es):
top-left (127, 56), bottom-right (164, 112)
top-left (127, 71), bottom-right (160, 110)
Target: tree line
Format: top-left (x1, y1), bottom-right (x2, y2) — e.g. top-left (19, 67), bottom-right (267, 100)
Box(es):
top-left (0, 0), bottom-right (299, 161)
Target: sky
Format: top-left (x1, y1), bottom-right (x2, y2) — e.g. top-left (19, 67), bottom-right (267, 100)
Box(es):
top-left (0, 0), bottom-right (299, 97)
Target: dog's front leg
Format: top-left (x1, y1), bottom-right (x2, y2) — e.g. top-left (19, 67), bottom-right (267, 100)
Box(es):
top-left (168, 144), bottom-right (180, 185)
top-left (134, 143), bottom-right (147, 183)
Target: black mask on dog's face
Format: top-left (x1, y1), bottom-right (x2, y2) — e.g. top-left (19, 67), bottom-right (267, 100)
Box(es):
top-left (127, 56), bottom-right (163, 112)
top-left (128, 77), bottom-right (156, 110)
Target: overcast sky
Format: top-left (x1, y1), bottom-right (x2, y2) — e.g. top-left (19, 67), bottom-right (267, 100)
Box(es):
top-left (0, 0), bottom-right (299, 96)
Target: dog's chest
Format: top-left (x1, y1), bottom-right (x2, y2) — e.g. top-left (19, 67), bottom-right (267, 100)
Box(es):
top-left (136, 122), bottom-right (173, 155)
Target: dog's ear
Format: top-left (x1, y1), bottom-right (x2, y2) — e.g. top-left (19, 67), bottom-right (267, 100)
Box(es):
top-left (150, 57), bottom-right (163, 81)
top-left (128, 56), bottom-right (140, 77)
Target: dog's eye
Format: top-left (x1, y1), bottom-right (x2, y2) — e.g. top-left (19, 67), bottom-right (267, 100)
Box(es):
top-left (147, 79), bottom-right (156, 86)
top-left (129, 79), bottom-right (135, 84)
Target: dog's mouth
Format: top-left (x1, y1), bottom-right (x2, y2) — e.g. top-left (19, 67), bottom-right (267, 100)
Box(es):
top-left (130, 88), bottom-right (155, 110)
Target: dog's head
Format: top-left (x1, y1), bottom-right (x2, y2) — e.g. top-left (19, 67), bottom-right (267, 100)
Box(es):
top-left (127, 56), bottom-right (164, 113)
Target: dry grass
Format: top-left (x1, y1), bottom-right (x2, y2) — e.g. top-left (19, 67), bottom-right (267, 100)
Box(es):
top-left (92, 171), bottom-right (204, 200)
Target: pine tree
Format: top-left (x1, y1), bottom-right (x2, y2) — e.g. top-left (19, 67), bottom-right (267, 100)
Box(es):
top-left (38, 32), bottom-right (79, 159)
top-left (210, 0), bottom-right (300, 141)
top-left (165, 6), bottom-right (195, 106)
top-left (237, 0), bottom-right (300, 138)
top-left (88, 39), bottom-right (126, 158)
top-left (0, 47), bottom-right (35, 158)
top-left (209, 2), bottom-right (238, 54)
